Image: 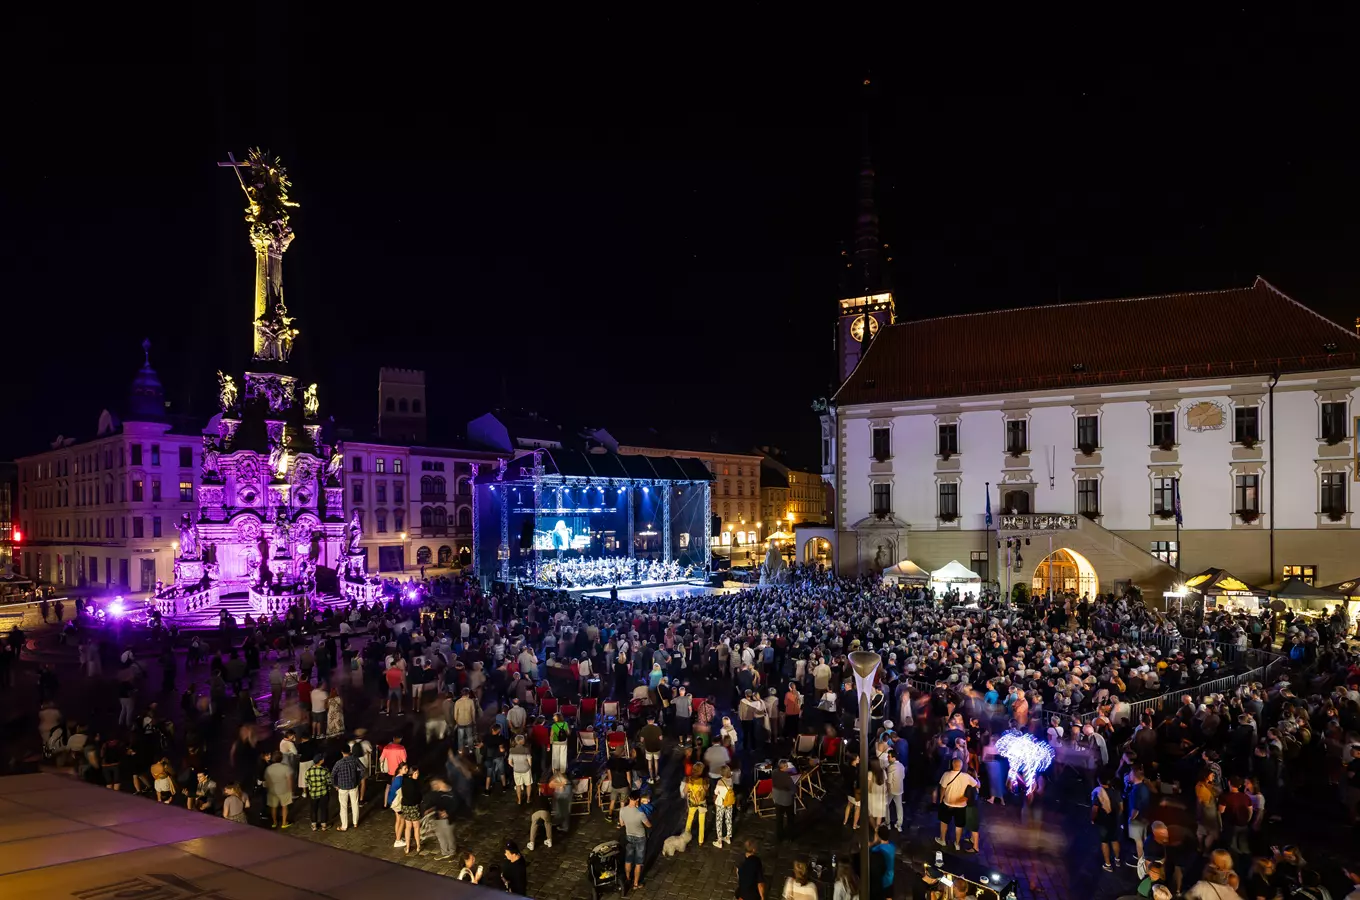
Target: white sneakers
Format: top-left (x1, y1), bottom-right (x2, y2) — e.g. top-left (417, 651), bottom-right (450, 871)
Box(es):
top-left (393, 840), bottom-right (406, 848)
top-left (544, 839), bottom-right (552, 848)
top-left (526, 843), bottom-right (534, 852)
top-left (713, 841), bottom-right (724, 849)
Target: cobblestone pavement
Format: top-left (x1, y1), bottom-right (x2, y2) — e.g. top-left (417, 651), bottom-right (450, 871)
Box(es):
top-left (4, 618), bottom-right (1358, 900)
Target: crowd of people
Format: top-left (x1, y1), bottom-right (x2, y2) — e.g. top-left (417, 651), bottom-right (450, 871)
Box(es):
top-left (9, 563), bottom-right (1360, 899)
top-left (533, 556), bottom-right (692, 589)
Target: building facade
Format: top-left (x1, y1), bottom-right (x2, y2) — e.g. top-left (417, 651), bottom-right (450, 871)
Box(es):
top-left (15, 349), bottom-right (202, 592)
top-left (340, 439), bottom-right (501, 574)
top-left (825, 278), bottom-right (1360, 594)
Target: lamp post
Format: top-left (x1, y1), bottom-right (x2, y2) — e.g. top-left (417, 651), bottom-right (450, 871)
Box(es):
top-left (850, 649), bottom-right (882, 898)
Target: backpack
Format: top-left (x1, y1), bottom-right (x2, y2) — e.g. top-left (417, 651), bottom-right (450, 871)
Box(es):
top-left (718, 781), bottom-right (735, 807)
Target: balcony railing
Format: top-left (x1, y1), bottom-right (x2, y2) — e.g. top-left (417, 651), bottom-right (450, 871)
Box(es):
top-left (998, 513), bottom-right (1078, 532)
top-left (420, 492), bottom-right (447, 502)
top-left (418, 527), bottom-right (450, 537)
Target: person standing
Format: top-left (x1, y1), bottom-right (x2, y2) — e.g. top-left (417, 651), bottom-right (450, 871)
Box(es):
top-left (638, 715), bottom-right (664, 780)
top-left (502, 841), bottom-right (528, 895)
top-left (887, 750), bottom-right (906, 832)
top-left (935, 756), bottom-right (977, 851)
top-left (673, 685), bottom-right (694, 746)
top-left (453, 688), bottom-right (477, 751)
top-left (736, 840), bottom-right (766, 900)
top-left (263, 751), bottom-right (294, 829)
top-left (305, 753), bottom-right (331, 831)
top-left (684, 762), bottom-right (708, 845)
top-left (1091, 772), bottom-right (1122, 871)
top-left (869, 827), bottom-right (896, 900)
top-left (330, 744), bottom-right (365, 831)
top-left (309, 683), bottom-right (329, 739)
top-left (713, 765), bottom-right (736, 849)
top-left (421, 778), bottom-right (459, 860)
top-left (620, 793), bottom-right (651, 891)
top-left (772, 761), bottom-right (797, 843)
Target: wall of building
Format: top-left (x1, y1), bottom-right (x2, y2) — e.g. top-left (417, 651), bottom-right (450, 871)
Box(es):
top-left (834, 370), bottom-right (1359, 586)
top-left (17, 423), bottom-right (202, 592)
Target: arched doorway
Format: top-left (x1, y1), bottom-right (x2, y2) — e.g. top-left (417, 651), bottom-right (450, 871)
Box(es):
top-left (1031, 547), bottom-right (1098, 598)
top-left (1002, 490), bottom-right (1031, 514)
top-left (458, 545), bottom-right (472, 567)
top-left (416, 546), bottom-right (432, 566)
top-left (438, 545), bottom-right (453, 567)
top-left (804, 537), bottom-right (832, 565)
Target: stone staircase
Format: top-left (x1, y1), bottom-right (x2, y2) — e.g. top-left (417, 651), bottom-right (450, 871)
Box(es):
top-left (163, 590), bottom-right (352, 629)
top-left (999, 513), bottom-right (1180, 596)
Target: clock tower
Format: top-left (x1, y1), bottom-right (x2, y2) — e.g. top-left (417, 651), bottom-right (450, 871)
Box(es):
top-left (836, 155), bottom-right (894, 384)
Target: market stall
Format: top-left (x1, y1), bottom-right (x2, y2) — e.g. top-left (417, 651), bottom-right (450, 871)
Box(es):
top-left (930, 559), bottom-right (982, 599)
top-left (1180, 567), bottom-right (1269, 614)
top-left (881, 559), bottom-right (930, 586)
top-left (1317, 577), bottom-right (1360, 633)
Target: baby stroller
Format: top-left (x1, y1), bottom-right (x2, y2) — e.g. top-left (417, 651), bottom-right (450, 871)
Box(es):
top-left (586, 840), bottom-right (623, 900)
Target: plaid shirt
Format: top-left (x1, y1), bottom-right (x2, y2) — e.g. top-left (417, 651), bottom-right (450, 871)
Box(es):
top-left (330, 756), bottom-right (365, 791)
top-left (306, 764), bottom-right (333, 797)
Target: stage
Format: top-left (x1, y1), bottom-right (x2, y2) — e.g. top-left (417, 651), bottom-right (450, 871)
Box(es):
top-left (579, 580), bottom-right (727, 603)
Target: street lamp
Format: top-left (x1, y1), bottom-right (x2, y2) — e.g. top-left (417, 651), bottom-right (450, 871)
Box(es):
top-left (850, 649), bottom-right (882, 895)
top-left (399, 532), bottom-right (407, 572)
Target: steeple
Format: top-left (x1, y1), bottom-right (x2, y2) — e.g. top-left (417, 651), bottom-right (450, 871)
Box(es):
top-left (127, 338), bottom-right (167, 421)
top-left (852, 155), bottom-right (884, 294)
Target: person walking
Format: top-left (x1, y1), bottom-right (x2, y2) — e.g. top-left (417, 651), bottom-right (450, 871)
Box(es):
top-left (1091, 772), bottom-right (1122, 871)
top-left (736, 840), bottom-right (765, 900)
top-left (264, 751), bottom-right (294, 829)
top-left (305, 753), bottom-right (331, 831)
top-left (331, 744), bottom-right (365, 831)
top-left (684, 762), bottom-right (709, 845)
top-left (784, 859), bottom-right (820, 900)
top-left (421, 778), bottom-right (459, 860)
top-left (713, 765), bottom-right (736, 849)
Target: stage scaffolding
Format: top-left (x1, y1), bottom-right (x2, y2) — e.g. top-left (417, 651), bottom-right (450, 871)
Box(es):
top-left (473, 448), bottom-right (714, 589)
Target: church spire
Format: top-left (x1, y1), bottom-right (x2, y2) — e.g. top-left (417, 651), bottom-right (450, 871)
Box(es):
top-left (852, 154), bottom-right (882, 294)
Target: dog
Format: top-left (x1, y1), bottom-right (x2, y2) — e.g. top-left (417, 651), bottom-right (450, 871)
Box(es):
top-left (661, 830), bottom-right (693, 857)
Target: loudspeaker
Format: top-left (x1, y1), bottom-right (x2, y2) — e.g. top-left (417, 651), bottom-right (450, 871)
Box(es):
top-left (519, 519), bottom-right (534, 551)
top-left (711, 515), bottom-right (721, 538)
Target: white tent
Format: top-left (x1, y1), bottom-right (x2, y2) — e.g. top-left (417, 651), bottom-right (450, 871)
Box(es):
top-left (930, 559), bottom-right (982, 598)
top-left (881, 559), bottom-right (930, 585)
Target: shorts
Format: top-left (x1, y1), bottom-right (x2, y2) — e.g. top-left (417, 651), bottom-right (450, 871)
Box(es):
top-left (401, 804), bottom-right (422, 822)
top-left (102, 767), bottom-right (120, 785)
top-left (611, 786), bottom-right (630, 805)
top-left (311, 711), bottom-right (325, 725)
top-left (645, 750), bottom-right (660, 762)
top-left (625, 835), bottom-right (646, 865)
top-left (1128, 818), bottom-right (1148, 844)
top-left (514, 770), bottom-right (533, 787)
top-left (938, 804), bottom-right (966, 827)
top-left (1095, 821), bottom-right (1116, 842)
top-left (154, 778), bottom-right (173, 794)
top-left (387, 688), bottom-right (403, 701)
top-left (267, 792), bottom-right (291, 809)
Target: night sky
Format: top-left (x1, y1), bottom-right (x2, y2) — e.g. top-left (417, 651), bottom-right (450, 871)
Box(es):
top-left (5, 11), bottom-right (1357, 463)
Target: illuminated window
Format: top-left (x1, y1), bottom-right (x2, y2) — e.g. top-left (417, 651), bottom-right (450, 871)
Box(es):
top-left (376, 458), bottom-right (386, 474)
top-left (721, 531), bottom-right (731, 546)
top-left (179, 481), bottom-right (193, 502)
top-left (1150, 540), bottom-right (1179, 568)
top-left (131, 480), bottom-right (144, 502)
top-left (393, 459), bottom-right (403, 474)
top-left (1281, 564), bottom-right (1316, 586)
top-left (1234, 474), bottom-right (1260, 514)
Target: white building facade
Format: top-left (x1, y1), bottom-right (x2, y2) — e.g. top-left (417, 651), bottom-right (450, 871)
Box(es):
top-left (824, 278), bottom-right (1360, 594)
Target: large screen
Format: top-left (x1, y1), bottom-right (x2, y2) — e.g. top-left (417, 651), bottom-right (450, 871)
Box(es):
top-left (534, 516), bottom-right (592, 552)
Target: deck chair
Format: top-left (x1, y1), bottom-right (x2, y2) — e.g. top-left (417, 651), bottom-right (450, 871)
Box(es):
top-left (577, 727), bottom-right (601, 764)
top-left (541, 697), bottom-right (558, 718)
top-left (792, 733), bottom-right (818, 760)
top-left (819, 736), bottom-right (843, 775)
top-left (601, 699), bottom-right (621, 725)
top-left (605, 727), bottom-right (629, 757)
top-left (749, 778), bottom-right (774, 817)
top-left (580, 697), bottom-right (598, 726)
top-left (560, 702), bottom-right (579, 724)
top-left (571, 774), bottom-right (594, 817)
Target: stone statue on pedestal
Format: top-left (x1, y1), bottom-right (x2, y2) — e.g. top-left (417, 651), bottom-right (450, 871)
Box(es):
top-left (176, 513), bottom-right (200, 560)
top-left (760, 542), bottom-right (789, 586)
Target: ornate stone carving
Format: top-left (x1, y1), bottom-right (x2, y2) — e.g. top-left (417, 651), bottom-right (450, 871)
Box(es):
top-left (244, 372), bottom-right (295, 412)
top-left (199, 487), bottom-right (225, 506)
top-left (324, 445), bottom-right (343, 485)
top-left (217, 370), bottom-right (239, 413)
top-left (176, 513), bottom-right (201, 559)
top-left (268, 432), bottom-right (292, 480)
top-left (268, 487), bottom-right (289, 508)
top-left (303, 382), bottom-right (319, 418)
top-left (235, 516), bottom-right (263, 544)
top-left (236, 454), bottom-right (261, 486)
top-left (999, 513), bottom-right (1078, 532)
top-left (202, 437), bottom-right (222, 481)
top-left (237, 485), bottom-right (260, 506)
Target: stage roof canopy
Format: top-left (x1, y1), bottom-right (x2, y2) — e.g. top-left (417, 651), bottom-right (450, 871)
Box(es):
top-left (475, 448), bottom-right (714, 484)
top-left (0, 773), bottom-right (511, 900)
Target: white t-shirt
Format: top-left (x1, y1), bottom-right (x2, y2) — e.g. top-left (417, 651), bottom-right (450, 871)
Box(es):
top-left (311, 688), bottom-right (329, 714)
top-left (938, 770), bottom-right (978, 807)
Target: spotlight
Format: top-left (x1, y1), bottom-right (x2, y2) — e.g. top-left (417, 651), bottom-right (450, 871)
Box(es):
top-left (642, 486), bottom-right (649, 493)
top-left (109, 597), bottom-right (126, 617)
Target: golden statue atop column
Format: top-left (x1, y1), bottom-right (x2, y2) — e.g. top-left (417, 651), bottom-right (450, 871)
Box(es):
top-left (239, 148), bottom-right (300, 362)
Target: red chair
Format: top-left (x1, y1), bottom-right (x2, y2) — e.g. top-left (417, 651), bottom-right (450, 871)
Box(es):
top-left (580, 697), bottom-right (598, 726)
top-left (541, 697), bottom-right (558, 718)
top-left (560, 702), bottom-right (579, 723)
top-left (606, 729), bottom-right (629, 756)
top-left (749, 778), bottom-right (774, 817)
top-left (820, 736), bottom-right (843, 774)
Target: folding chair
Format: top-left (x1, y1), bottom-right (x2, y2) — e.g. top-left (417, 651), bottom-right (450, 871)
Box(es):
top-left (601, 699), bottom-right (621, 725)
top-left (749, 778), bottom-right (774, 817)
top-left (605, 727), bottom-right (629, 757)
top-left (560, 702), bottom-right (579, 724)
top-left (577, 727), bottom-right (601, 764)
top-left (792, 733), bottom-right (818, 760)
top-left (580, 697), bottom-right (598, 726)
top-left (541, 697), bottom-right (558, 718)
top-left (819, 736), bottom-right (843, 775)
top-left (571, 774), bottom-right (594, 817)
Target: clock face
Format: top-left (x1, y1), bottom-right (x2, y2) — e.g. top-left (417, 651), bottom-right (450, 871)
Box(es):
top-left (850, 314), bottom-right (880, 343)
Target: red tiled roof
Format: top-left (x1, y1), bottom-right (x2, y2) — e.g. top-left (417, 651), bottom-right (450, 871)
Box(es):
top-left (833, 277), bottom-right (1360, 406)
